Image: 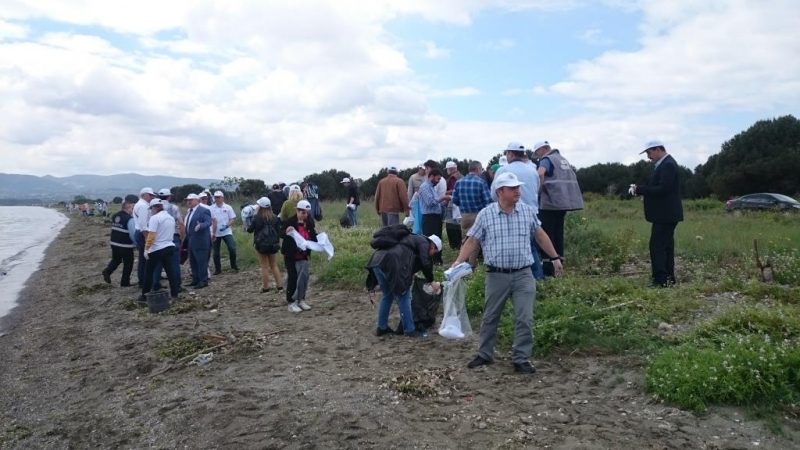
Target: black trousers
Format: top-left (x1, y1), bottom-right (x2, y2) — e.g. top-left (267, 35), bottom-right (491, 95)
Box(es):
top-left (650, 222), bottom-right (678, 285)
top-left (422, 213), bottom-right (443, 264)
top-left (445, 223), bottom-right (462, 250)
top-left (284, 255), bottom-right (298, 304)
top-left (142, 246), bottom-right (179, 298)
top-left (104, 245), bottom-right (134, 285)
top-left (539, 210), bottom-right (566, 277)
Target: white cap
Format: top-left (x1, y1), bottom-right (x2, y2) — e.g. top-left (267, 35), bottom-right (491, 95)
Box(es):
top-left (296, 200), bottom-right (312, 210)
top-left (418, 163), bottom-right (426, 169)
top-left (504, 141), bottom-right (526, 152)
top-left (198, 192), bottom-right (208, 198)
top-left (641, 139), bottom-right (665, 154)
top-left (341, 177), bottom-right (351, 183)
top-left (445, 161), bottom-right (457, 169)
top-left (499, 156), bottom-right (508, 166)
top-left (186, 193), bottom-right (199, 200)
top-left (158, 188), bottom-right (171, 196)
top-left (140, 187), bottom-right (154, 195)
top-left (149, 198), bottom-right (164, 207)
top-left (494, 172), bottom-right (525, 189)
top-left (257, 197), bottom-right (271, 208)
top-left (387, 166), bottom-right (398, 173)
top-left (289, 184), bottom-right (301, 191)
top-left (213, 190), bottom-right (224, 197)
top-left (427, 235), bottom-right (442, 252)
top-left (533, 141), bottom-right (550, 152)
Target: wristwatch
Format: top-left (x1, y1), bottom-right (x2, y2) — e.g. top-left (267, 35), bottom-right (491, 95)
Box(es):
top-left (550, 255), bottom-right (561, 261)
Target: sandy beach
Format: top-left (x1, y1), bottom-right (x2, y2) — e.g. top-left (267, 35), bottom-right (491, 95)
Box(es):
top-left (1, 216), bottom-right (797, 449)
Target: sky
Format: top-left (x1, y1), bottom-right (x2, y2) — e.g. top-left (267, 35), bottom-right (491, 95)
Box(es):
top-left (1, 0), bottom-right (798, 183)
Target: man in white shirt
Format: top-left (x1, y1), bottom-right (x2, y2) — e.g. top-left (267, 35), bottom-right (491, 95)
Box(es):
top-left (141, 198), bottom-right (179, 301)
top-left (210, 191), bottom-right (239, 274)
top-left (133, 187), bottom-right (155, 287)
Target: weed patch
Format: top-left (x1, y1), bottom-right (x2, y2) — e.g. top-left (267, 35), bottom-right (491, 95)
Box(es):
top-left (70, 283), bottom-right (111, 297)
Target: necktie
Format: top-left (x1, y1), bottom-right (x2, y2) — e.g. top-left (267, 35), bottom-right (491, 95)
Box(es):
top-left (186, 208), bottom-right (194, 229)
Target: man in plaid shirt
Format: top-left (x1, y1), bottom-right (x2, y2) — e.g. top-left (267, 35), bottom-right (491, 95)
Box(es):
top-left (451, 161), bottom-right (491, 267)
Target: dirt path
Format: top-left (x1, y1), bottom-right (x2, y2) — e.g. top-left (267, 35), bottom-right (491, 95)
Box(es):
top-left (1, 218), bottom-right (797, 449)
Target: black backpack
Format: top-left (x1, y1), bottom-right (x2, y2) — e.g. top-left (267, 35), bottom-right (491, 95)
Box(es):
top-left (255, 219), bottom-right (280, 254)
top-left (370, 224), bottom-right (411, 250)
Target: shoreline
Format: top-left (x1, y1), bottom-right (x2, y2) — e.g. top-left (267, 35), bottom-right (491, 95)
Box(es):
top-left (0, 216), bottom-right (797, 449)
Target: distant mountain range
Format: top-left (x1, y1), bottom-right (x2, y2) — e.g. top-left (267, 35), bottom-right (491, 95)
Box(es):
top-left (0, 173), bottom-right (219, 202)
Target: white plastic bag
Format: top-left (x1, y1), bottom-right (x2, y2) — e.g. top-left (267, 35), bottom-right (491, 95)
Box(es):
top-left (403, 215), bottom-right (414, 227)
top-left (287, 230), bottom-right (335, 260)
top-left (438, 278), bottom-right (472, 340)
top-left (444, 204), bottom-right (462, 225)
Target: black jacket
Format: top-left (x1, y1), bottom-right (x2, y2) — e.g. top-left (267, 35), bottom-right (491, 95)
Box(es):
top-left (280, 215), bottom-right (317, 259)
top-left (247, 214), bottom-right (282, 245)
top-left (365, 234), bottom-right (434, 295)
top-left (267, 190), bottom-right (287, 215)
top-left (636, 154), bottom-right (684, 223)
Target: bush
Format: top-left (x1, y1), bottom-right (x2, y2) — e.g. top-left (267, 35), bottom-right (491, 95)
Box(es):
top-left (564, 213), bottom-right (635, 273)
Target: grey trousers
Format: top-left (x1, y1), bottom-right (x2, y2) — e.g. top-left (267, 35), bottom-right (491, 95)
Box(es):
top-left (292, 260), bottom-right (310, 302)
top-left (381, 212), bottom-right (401, 227)
top-left (478, 270), bottom-right (536, 364)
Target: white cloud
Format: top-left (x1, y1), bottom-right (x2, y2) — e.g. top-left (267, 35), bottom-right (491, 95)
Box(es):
top-left (422, 40), bottom-right (450, 59)
top-left (428, 87), bottom-right (481, 98)
top-left (479, 38), bottom-right (515, 50)
top-left (577, 28), bottom-right (615, 46)
top-left (0, 19), bottom-right (27, 40)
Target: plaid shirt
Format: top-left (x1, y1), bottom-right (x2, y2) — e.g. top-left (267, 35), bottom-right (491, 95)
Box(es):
top-left (419, 180), bottom-right (443, 215)
top-left (452, 174), bottom-right (491, 213)
top-left (467, 201), bottom-right (541, 269)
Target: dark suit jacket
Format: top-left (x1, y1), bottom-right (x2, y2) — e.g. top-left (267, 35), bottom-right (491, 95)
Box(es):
top-left (185, 206), bottom-right (213, 249)
top-left (636, 154), bottom-right (684, 223)
top-left (280, 215), bottom-right (317, 258)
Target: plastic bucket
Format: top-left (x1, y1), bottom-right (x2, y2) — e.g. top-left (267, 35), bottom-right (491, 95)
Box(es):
top-left (145, 290), bottom-right (171, 314)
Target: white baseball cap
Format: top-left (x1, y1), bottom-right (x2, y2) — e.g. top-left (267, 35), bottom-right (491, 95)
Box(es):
top-left (504, 141), bottom-right (526, 152)
top-left (494, 172), bottom-right (525, 189)
top-left (158, 188), bottom-right (171, 196)
top-left (257, 197), bottom-right (271, 208)
top-left (140, 187), bottom-right (154, 195)
top-left (387, 166), bottom-right (398, 173)
top-left (641, 139), bottom-right (665, 154)
top-left (341, 177), bottom-right (351, 183)
top-left (296, 200), bottom-right (312, 210)
top-left (533, 141), bottom-right (550, 152)
top-left (289, 184), bottom-right (301, 191)
top-left (149, 198), bottom-right (164, 207)
top-left (499, 156), bottom-right (508, 166)
top-left (445, 161), bottom-right (457, 169)
top-left (213, 190), bottom-right (224, 197)
top-left (418, 163), bottom-right (426, 169)
top-left (198, 192), bottom-right (208, 198)
top-left (186, 193), bottom-right (199, 200)
top-left (427, 235), bottom-right (442, 252)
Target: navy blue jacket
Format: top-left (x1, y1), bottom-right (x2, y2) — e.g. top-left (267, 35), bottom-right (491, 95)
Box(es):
top-left (185, 206), bottom-right (213, 250)
top-left (636, 154), bottom-right (684, 223)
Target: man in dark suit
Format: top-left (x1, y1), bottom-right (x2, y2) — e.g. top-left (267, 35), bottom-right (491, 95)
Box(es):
top-left (184, 193), bottom-right (213, 288)
top-left (632, 140), bottom-right (684, 288)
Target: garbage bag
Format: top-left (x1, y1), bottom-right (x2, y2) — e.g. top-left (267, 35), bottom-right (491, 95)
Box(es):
top-left (411, 277), bottom-right (442, 331)
top-left (438, 278), bottom-right (472, 339)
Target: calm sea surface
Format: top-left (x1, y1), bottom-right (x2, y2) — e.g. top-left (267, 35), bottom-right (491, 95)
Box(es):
top-left (0, 206), bottom-right (68, 328)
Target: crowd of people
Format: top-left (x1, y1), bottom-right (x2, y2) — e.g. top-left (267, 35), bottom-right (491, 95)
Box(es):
top-left (98, 138), bottom-right (682, 374)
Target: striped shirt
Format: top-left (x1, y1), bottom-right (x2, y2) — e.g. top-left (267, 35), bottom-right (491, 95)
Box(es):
top-left (452, 174), bottom-right (491, 213)
top-left (418, 180), bottom-right (443, 215)
top-left (467, 202), bottom-right (541, 269)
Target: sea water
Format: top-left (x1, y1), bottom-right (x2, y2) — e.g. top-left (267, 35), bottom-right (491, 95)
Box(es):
top-left (0, 206), bottom-right (68, 327)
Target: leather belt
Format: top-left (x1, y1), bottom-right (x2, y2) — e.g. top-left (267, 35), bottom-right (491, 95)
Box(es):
top-left (485, 265), bottom-right (530, 274)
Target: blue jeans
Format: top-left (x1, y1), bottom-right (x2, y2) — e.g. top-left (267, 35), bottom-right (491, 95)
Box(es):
top-left (373, 268), bottom-right (415, 333)
top-left (530, 237), bottom-right (545, 281)
top-left (347, 205), bottom-right (358, 226)
top-left (153, 235), bottom-right (182, 289)
top-left (213, 234), bottom-right (238, 272)
top-left (135, 231), bottom-right (146, 286)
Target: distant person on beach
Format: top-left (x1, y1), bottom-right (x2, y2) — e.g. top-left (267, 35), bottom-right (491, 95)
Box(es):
top-left (141, 198), bottom-right (179, 301)
top-left (247, 197), bottom-right (283, 293)
top-left (281, 200), bottom-right (317, 313)
top-left (454, 172), bottom-right (563, 374)
top-left (210, 191), bottom-right (239, 274)
top-left (341, 177), bottom-right (360, 227)
top-left (374, 166), bottom-right (409, 227)
top-left (133, 187), bottom-right (155, 287)
top-left (184, 193), bottom-right (212, 289)
top-left (102, 201), bottom-right (136, 287)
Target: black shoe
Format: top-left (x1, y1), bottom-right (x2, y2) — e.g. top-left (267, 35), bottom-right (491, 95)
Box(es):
top-left (213, 270), bottom-right (222, 275)
top-left (102, 270), bottom-right (111, 284)
top-left (178, 287), bottom-right (187, 293)
top-left (467, 356), bottom-right (493, 369)
top-left (187, 282), bottom-right (198, 287)
top-left (232, 267), bottom-right (239, 272)
top-left (668, 276), bottom-right (677, 286)
top-left (195, 282), bottom-right (208, 289)
top-left (648, 281), bottom-right (668, 289)
top-left (513, 362), bottom-right (536, 374)
top-left (404, 330), bottom-right (424, 338)
top-left (375, 327), bottom-right (395, 337)
top-left (394, 322), bottom-right (405, 335)
top-left (120, 282), bottom-right (132, 287)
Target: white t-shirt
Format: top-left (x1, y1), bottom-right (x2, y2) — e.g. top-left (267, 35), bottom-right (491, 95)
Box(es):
top-left (147, 211), bottom-right (177, 253)
top-left (435, 178), bottom-right (447, 199)
top-left (133, 198), bottom-right (151, 231)
top-left (210, 203), bottom-right (236, 237)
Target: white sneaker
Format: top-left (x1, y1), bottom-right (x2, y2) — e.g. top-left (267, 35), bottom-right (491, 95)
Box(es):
top-left (298, 300), bottom-right (311, 311)
top-left (288, 302), bottom-right (302, 313)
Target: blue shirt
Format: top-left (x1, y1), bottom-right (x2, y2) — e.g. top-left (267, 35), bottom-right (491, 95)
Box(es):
top-left (126, 216), bottom-right (137, 242)
top-left (419, 180), bottom-right (443, 215)
top-left (452, 174), bottom-right (491, 213)
top-left (467, 202), bottom-right (541, 269)
top-left (493, 161), bottom-right (540, 213)
top-left (539, 158), bottom-right (554, 177)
